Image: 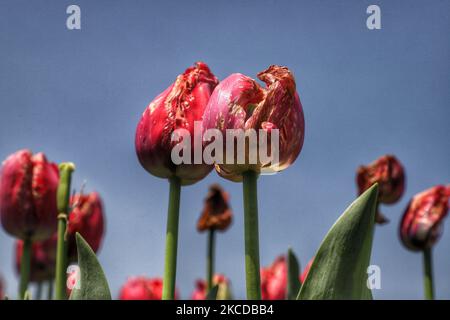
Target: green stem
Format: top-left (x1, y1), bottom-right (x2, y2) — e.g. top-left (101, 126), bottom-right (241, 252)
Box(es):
top-left (47, 280), bottom-right (54, 300)
top-left (423, 247), bottom-right (434, 300)
top-left (162, 176), bottom-right (181, 300)
top-left (36, 282), bottom-right (43, 300)
top-left (207, 229), bottom-right (215, 292)
top-left (55, 162), bottom-right (75, 300)
top-left (19, 238), bottom-right (32, 299)
top-left (242, 170), bottom-right (261, 300)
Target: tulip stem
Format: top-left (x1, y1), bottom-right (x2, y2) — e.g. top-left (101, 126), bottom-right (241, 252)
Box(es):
top-left (242, 170), bottom-right (261, 300)
top-left (162, 176), bottom-right (181, 300)
top-left (207, 229), bottom-right (215, 292)
top-left (423, 247), bottom-right (434, 300)
top-left (19, 237), bottom-right (31, 299)
top-left (55, 163), bottom-right (75, 300)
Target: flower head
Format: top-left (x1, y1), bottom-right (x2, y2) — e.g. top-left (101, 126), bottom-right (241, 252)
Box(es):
top-left (191, 274), bottom-right (232, 300)
top-left (260, 256), bottom-right (288, 300)
top-left (197, 184), bottom-right (232, 232)
top-left (119, 277), bottom-right (178, 300)
top-left (400, 185), bottom-right (449, 251)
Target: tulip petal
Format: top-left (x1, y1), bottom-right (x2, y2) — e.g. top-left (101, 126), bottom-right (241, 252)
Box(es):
top-left (69, 233), bottom-right (111, 300)
top-left (297, 184), bottom-right (378, 300)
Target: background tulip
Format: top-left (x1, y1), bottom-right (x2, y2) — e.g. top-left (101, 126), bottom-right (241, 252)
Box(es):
top-left (399, 185), bottom-right (449, 300)
top-left (191, 274), bottom-right (232, 300)
top-left (0, 275), bottom-right (4, 299)
top-left (67, 192), bottom-right (105, 261)
top-left (0, 149), bottom-right (59, 241)
top-left (135, 61), bottom-right (218, 185)
top-left (357, 155), bottom-right (405, 224)
top-left (119, 277), bottom-right (178, 300)
top-left (260, 256), bottom-right (288, 300)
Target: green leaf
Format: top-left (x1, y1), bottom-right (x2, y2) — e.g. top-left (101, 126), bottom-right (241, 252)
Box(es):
top-left (297, 184), bottom-right (378, 300)
top-left (206, 285), bottom-right (219, 300)
top-left (69, 233), bottom-right (111, 300)
top-left (287, 248), bottom-right (301, 300)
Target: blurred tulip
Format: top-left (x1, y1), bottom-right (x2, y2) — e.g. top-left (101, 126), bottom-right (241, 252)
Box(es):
top-left (15, 237), bottom-right (57, 283)
top-left (202, 65), bottom-right (305, 182)
top-left (400, 185), bottom-right (449, 251)
top-left (0, 149), bottom-right (59, 241)
top-left (119, 277), bottom-right (178, 300)
top-left (261, 256), bottom-right (288, 300)
top-left (0, 274), bottom-right (4, 299)
top-left (67, 192), bottom-right (105, 261)
top-left (197, 184), bottom-right (232, 232)
top-left (357, 155), bottom-right (405, 224)
top-left (135, 62), bottom-right (218, 185)
top-left (191, 274), bottom-right (232, 300)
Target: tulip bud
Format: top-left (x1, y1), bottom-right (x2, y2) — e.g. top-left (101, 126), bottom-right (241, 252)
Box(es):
top-left (119, 277), bottom-right (178, 300)
top-left (15, 236), bottom-right (57, 283)
top-left (399, 185), bottom-right (449, 251)
top-left (135, 62), bottom-right (219, 185)
top-left (202, 65), bottom-right (305, 182)
top-left (356, 155), bottom-right (405, 224)
top-left (191, 274), bottom-right (232, 300)
top-left (197, 184), bottom-right (232, 232)
top-left (260, 256), bottom-right (288, 300)
top-left (0, 150), bottom-right (59, 241)
top-left (67, 192), bottom-right (105, 261)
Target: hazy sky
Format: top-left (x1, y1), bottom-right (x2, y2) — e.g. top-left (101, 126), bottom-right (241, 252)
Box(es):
top-left (0, 0), bottom-right (449, 299)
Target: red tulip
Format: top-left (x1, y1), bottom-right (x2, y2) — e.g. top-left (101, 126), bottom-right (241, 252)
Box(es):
top-left (0, 274), bottom-right (4, 299)
top-left (202, 65), bottom-right (305, 182)
top-left (15, 236), bottom-right (57, 283)
top-left (400, 185), bottom-right (450, 251)
top-left (191, 274), bottom-right (232, 300)
top-left (67, 192), bottom-right (105, 261)
top-left (119, 277), bottom-right (178, 300)
top-left (300, 258), bottom-right (313, 283)
top-left (135, 62), bottom-right (219, 185)
top-left (357, 155), bottom-right (405, 224)
top-left (197, 184), bottom-right (232, 232)
top-left (0, 149), bottom-right (59, 241)
top-left (260, 256), bottom-right (288, 300)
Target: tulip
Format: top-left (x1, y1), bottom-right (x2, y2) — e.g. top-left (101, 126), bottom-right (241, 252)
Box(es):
top-left (261, 256), bottom-right (288, 300)
top-left (67, 192), bottom-right (105, 261)
top-left (119, 277), bottom-right (178, 300)
top-left (135, 62), bottom-right (218, 300)
top-left (197, 184), bottom-right (232, 291)
top-left (300, 258), bottom-right (313, 284)
top-left (356, 155), bottom-right (405, 224)
top-left (0, 275), bottom-right (4, 300)
top-left (15, 237), bottom-right (57, 284)
top-left (202, 65), bottom-right (305, 299)
top-left (0, 149), bottom-right (59, 299)
top-left (399, 185), bottom-right (449, 299)
top-left (191, 274), bottom-right (232, 300)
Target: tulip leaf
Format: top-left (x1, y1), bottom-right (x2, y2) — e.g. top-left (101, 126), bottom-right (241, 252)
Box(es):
top-left (297, 184), bottom-right (378, 300)
top-left (69, 233), bottom-right (111, 300)
top-left (206, 285), bottom-right (219, 300)
top-left (287, 248), bottom-right (301, 300)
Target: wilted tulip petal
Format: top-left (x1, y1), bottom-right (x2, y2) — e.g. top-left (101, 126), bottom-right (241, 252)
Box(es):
top-left (357, 155), bottom-right (405, 223)
top-left (202, 65), bottom-right (305, 182)
top-left (67, 192), bottom-right (105, 261)
top-left (135, 62), bottom-right (219, 185)
top-left (400, 185), bottom-right (449, 251)
top-left (0, 150), bottom-right (59, 241)
top-left (260, 256), bottom-right (288, 300)
top-left (119, 277), bottom-right (177, 300)
top-left (197, 184), bottom-right (232, 232)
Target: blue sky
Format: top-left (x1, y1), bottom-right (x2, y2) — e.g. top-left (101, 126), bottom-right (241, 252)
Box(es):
top-left (0, 0), bottom-right (449, 299)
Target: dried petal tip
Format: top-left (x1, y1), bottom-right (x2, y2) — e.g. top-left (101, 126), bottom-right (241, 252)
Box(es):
top-left (257, 65), bottom-right (296, 93)
top-left (197, 184), bottom-right (233, 232)
top-left (400, 185), bottom-right (449, 251)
